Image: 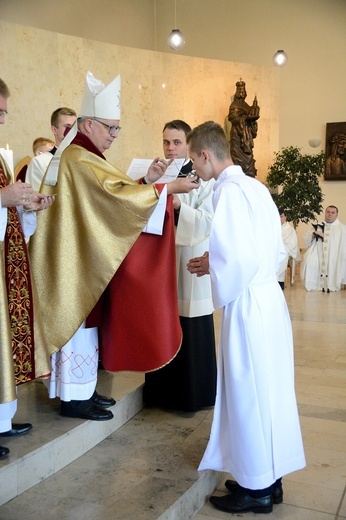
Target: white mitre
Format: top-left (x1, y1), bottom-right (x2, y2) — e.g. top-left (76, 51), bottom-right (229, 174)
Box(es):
top-left (80, 71), bottom-right (121, 119)
top-left (44, 71), bottom-right (121, 186)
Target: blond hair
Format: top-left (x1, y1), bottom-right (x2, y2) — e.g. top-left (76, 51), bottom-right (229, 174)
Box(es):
top-left (32, 137), bottom-right (55, 155)
top-left (187, 121), bottom-right (229, 161)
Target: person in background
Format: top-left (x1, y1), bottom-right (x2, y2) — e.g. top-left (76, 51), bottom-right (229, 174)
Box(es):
top-left (144, 119), bottom-right (216, 412)
top-left (32, 137), bottom-right (55, 156)
top-left (277, 207), bottom-right (299, 290)
top-left (0, 78), bottom-right (54, 459)
top-left (29, 72), bottom-right (199, 422)
top-left (16, 137), bottom-right (56, 183)
top-left (301, 205), bottom-right (346, 292)
top-left (186, 121), bottom-right (305, 515)
top-left (26, 107), bottom-right (76, 191)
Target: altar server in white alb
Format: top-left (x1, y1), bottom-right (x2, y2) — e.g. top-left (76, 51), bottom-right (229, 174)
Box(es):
top-left (186, 121), bottom-right (305, 515)
top-left (26, 107), bottom-right (77, 191)
top-left (301, 205), bottom-right (346, 292)
top-left (277, 207), bottom-right (299, 290)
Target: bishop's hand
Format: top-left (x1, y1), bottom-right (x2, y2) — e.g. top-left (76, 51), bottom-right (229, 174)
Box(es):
top-left (145, 157), bottom-right (173, 184)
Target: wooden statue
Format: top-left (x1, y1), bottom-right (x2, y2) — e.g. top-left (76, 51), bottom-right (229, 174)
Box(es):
top-left (228, 79), bottom-right (260, 177)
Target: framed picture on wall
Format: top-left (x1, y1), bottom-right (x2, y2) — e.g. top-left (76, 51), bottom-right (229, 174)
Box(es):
top-left (324, 122), bottom-right (346, 180)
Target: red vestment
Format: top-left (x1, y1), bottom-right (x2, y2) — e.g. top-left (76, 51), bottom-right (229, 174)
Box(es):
top-left (69, 133), bottom-right (182, 372)
top-left (99, 197), bottom-right (182, 372)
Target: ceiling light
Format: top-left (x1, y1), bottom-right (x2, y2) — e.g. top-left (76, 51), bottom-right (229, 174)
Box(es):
top-left (168, 29), bottom-right (185, 50)
top-left (167, 1), bottom-right (185, 51)
top-left (273, 50), bottom-right (288, 67)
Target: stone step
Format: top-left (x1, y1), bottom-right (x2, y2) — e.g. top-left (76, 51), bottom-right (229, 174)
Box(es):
top-left (0, 371), bottom-right (222, 519)
top-left (0, 371), bottom-right (145, 507)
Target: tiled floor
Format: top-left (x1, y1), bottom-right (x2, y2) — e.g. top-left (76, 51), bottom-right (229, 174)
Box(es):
top-left (196, 278), bottom-right (346, 520)
top-left (1, 275), bottom-right (346, 519)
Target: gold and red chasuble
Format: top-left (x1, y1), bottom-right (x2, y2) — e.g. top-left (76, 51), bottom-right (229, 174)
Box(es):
top-left (0, 166), bottom-right (35, 385)
top-left (29, 133), bottom-right (182, 372)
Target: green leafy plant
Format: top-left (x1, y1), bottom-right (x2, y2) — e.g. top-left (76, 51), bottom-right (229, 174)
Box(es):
top-left (266, 146), bottom-right (325, 228)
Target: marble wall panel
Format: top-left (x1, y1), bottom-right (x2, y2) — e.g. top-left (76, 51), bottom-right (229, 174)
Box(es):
top-left (0, 21), bottom-right (279, 182)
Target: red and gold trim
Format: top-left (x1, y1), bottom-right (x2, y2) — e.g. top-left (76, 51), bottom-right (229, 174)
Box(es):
top-left (0, 166), bottom-right (35, 385)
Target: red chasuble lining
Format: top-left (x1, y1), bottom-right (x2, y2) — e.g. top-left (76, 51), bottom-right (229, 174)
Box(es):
top-left (70, 132), bottom-right (182, 371)
top-left (0, 167), bottom-right (35, 384)
top-left (99, 196), bottom-right (182, 372)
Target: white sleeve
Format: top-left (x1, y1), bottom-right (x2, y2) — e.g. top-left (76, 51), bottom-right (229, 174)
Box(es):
top-left (303, 228), bottom-right (314, 249)
top-left (282, 225), bottom-right (299, 259)
top-left (175, 180), bottom-right (214, 246)
top-left (210, 183), bottom-right (259, 308)
top-left (16, 206), bottom-right (37, 238)
top-left (26, 154), bottom-right (52, 192)
top-left (142, 185), bottom-right (167, 235)
top-left (0, 191), bottom-right (7, 241)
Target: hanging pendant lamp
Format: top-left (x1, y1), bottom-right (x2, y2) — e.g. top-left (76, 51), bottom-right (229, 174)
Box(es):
top-left (167, 0), bottom-right (185, 50)
top-left (273, 50), bottom-right (288, 67)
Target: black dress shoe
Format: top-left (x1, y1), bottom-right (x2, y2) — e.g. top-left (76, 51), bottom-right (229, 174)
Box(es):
top-left (225, 479), bottom-right (283, 504)
top-left (61, 403), bottom-right (114, 421)
top-left (0, 446), bottom-right (10, 459)
top-left (0, 423), bottom-right (32, 437)
top-left (91, 391), bottom-right (116, 408)
top-left (210, 489), bottom-right (273, 514)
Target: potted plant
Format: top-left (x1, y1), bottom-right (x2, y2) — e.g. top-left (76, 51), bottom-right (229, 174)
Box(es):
top-left (266, 146), bottom-right (325, 228)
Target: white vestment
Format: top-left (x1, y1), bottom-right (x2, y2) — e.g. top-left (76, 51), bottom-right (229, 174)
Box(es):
top-left (277, 221), bottom-right (299, 282)
top-left (26, 152), bottom-right (53, 191)
top-left (45, 323), bottom-right (98, 401)
top-left (301, 219), bottom-right (346, 291)
top-left (175, 179), bottom-right (215, 317)
top-left (0, 400), bottom-right (17, 433)
top-left (198, 165), bottom-right (305, 489)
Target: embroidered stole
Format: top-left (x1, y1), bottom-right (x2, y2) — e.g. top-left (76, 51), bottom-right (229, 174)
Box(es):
top-left (0, 166), bottom-right (35, 384)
